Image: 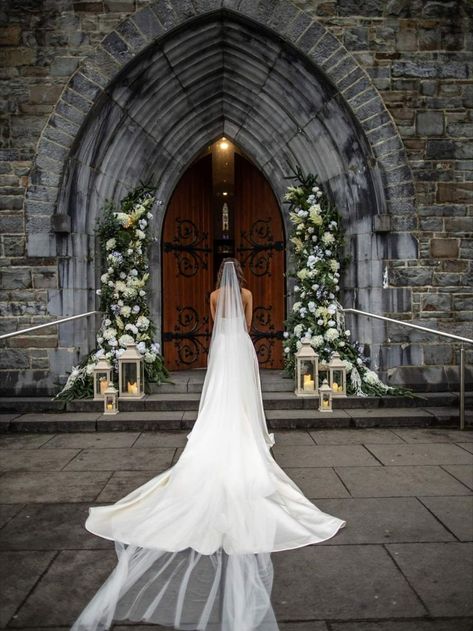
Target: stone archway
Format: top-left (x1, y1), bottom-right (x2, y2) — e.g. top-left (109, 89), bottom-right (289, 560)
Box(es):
top-left (25, 1), bottom-right (417, 378)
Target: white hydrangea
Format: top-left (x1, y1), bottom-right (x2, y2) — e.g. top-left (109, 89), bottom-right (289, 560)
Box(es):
top-left (144, 352), bottom-right (156, 363)
top-left (120, 305), bottom-right (131, 317)
top-left (136, 229), bottom-right (146, 240)
top-left (100, 273), bottom-right (108, 283)
top-left (325, 328), bottom-right (339, 342)
top-left (137, 315), bottom-right (150, 330)
top-left (329, 259), bottom-right (340, 272)
top-left (115, 212), bottom-right (130, 227)
top-left (105, 238), bottom-right (116, 250)
top-left (137, 341), bottom-right (147, 354)
top-left (103, 327), bottom-right (117, 340)
top-left (119, 334), bottom-right (135, 348)
top-left (292, 301), bottom-right (302, 312)
top-left (363, 369), bottom-right (380, 385)
top-left (311, 335), bottom-right (324, 348)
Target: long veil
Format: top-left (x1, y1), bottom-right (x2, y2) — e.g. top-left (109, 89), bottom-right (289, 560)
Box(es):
top-left (71, 261), bottom-right (346, 631)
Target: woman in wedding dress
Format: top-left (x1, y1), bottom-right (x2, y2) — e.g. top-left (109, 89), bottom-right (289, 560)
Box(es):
top-left (71, 258), bottom-right (346, 631)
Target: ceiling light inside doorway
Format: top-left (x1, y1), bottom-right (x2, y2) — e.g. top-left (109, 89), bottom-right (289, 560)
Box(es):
top-left (223, 192), bottom-right (228, 196)
top-left (219, 138), bottom-right (229, 150)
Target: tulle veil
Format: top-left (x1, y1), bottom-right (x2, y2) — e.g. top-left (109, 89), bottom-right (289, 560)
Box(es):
top-left (70, 261), bottom-right (346, 631)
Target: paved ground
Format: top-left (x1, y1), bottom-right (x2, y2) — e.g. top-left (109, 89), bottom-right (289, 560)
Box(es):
top-left (0, 427), bottom-right (472, 631)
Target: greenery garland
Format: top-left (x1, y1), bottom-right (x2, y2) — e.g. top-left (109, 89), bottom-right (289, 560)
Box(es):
top-left (56, 184), bottom-right (169, 400)
top-left (283, 168), bottom-right (405, 397)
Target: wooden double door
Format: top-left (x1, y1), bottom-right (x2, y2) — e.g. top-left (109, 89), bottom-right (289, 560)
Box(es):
top-left (162, 153), bottom-right (285, 370)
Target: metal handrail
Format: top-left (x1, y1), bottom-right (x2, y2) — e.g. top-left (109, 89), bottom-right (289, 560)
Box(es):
top-left (343, 307), bottom-right (473, 430)
top-left (0, 311), bottom-right (100, 341)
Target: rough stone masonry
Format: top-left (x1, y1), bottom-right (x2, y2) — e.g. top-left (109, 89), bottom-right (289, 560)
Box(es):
top-left (0, 0), bottom-right (472, 395)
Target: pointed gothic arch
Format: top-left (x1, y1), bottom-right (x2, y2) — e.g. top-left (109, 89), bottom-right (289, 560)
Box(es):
top-left (25, 1), bottom-right (417, 378)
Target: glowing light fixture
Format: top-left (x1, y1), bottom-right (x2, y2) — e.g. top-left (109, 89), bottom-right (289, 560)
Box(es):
top-left (219, 137), bottom-right (229, 150)
top-left (223, 192), bottom-right (228, 196)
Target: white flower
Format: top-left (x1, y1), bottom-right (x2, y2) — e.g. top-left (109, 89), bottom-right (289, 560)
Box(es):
top-left (100, 273), bottom-right (109, 283)
top-left (125, 323), bottom-right (138, 335)
top-left (322, 232), bottom-right (335, 245)
top-left (147, 212), bottom-right (153, 219)
top-left (312, 283), bottom-right (319, 290)
top-left (296, 340), bottom-right (302, 350)
top-left (294, 285), bottom-right (300, 293)
top-left (96, 289), bottom-right (102, 295)
top-left (151, 342), bottom-right (160, 354)
top-left (345, 329), bottom-right (351, 337)
top-left (292, 301), bottom-right (302, 313)
top-left (103, 327), bottom-right (117, 340)
top-left (308, 301), bottom-right (316, 313)
top-left (294, 324), bottom-right (303, 338)
top-left (343, 360), bottom-right (353, 371)
top-left (144, 352), bottom-right (156, 363)
top-left (139, 219), bottom-right (147, 229)
top-left (283, 331), bottom-right (289, 338)
top-left (127, 249), bottom-right (133, 255)
top-left (137, 341), bottom-right (146, 354)
top-left (325, 328), bottom-right (339, 341)
top-left (119, 334), bottom-right (135, 348)
top-left (109, 338), bottom-right (118, 347)
top-left (107, 280), bottom-right (114, 287)
top-left (120, 305), bottom-right (131, 317)
top-left (329, 260), bottom-right (340, 272)
top-left (311, 186), bottom-right (319, 193)
top-left (132, 305), bottom-right (140, 314)
top-left (85, 363), bottom-right (94, 375)
top-left (104, 319), bottom-right (111, 327)
top-left (139, 290), bottom-right (146, 297)
top-left (130, 269), bottom-right (138, 277)
top-left (297, 268), bottom-right (309, 280)
top-left (328, 319), bottom-right (336, 327)
top-left (363, 369), bottom-right (380, 385)
top-left (317, 318), bottom-right (324, 326)
top-left (136, 229), bottom-right (146, 240)
top-left (137, 315), bottom-right (150, 330)
top-left (284, 346), bottom-right (290, 353)
top-left (120, 272), bottom-right (126, 280)
top-left (105, 238), bottom-right (116, 250)
top-left (311, 335), bottom-right (324, 348)
top-left (115, 212), bottom-right (131, 227)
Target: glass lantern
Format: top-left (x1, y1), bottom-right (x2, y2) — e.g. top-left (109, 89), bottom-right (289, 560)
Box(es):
top-left (103, 383), bottom-right (118, 415)
top-left (328, 352), bottom-right (347, 397)
top-left (318, 362), bottom-right (329, 391)
top-left (318, 379), bottom-right (333, 412)
top-left (295, 341), bottom-right (318, 397)
top-left (93, 358), bottom-right (112, 400)
top-left (118, 342), bottom-right (145, 399)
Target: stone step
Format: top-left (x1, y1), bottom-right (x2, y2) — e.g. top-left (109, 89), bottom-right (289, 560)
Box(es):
top-left (0, 391), bottom-right (465, 414)
top-left (1, 407), bottom-right (469, 433)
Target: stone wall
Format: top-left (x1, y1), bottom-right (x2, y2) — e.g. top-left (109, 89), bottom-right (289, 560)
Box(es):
top-left (0, 0), bottom-right (472, 394)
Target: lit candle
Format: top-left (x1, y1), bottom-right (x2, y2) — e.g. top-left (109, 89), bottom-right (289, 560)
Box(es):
top-left (332, 382), bottom-right (338, 393)
top-left (100, 379), bottom-right (108, 395)
top-left (304, 379), bottom-right (314, 391)
top-left (322, 399), bottom-right (329, 409)
top-left (127, 381), bottom-right (138, 395)
top-left (106, 402), bottom-right (113, 411)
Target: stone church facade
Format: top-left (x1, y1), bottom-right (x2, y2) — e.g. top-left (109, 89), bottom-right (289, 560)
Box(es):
top-left (0, 0), bottom-right (472, 395)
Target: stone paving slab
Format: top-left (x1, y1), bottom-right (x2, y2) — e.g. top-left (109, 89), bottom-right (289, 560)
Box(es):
top-left (133, 431), bottom-right (189, 448)
top-left (97, 414), bottom-right (183, 431)
top-left (392, 428), bottom-right (473, 443)
top-left (0, 433), bottom-right (54, 448)
top-left (282, 467), bottom-right (351, 498)
top-left (386, 542), bottom-right (473, 617)
top-left (41, 432), bottom-right (141, 449)
top-left (272, 444), bottom-right (381, 467)
top-left (330, 619), bottom-right (473, 630)
top-left (273, 430), bottom-right (316, 445)
top-left (0, 503), bottom-right (113, 551)
top-left (266, 409), bottom-right (351, 429)
top-left (459, 442), bottom-right (473, 454)
top-left (96, 470), bottom-right (159, 502)
top-left (364, 443), bottom-right (473, 466)
top-left (0, 503), bottom-right (22, 528)
top-left (335, 465), bottom-right (473, 497)
top-left (309, 428), bottom-right (405, 444)
top-left (11, 414), bottom-right (98, 432)
top-left (418, 496), bottom-right (473, 541)
top-left (441, 464), bottom-right (473, 490)
top-left (8, 549), bottom-right (117, 627)
top-left (0, 471), bottom-right (112, 503)
top-left (0, 550), bottom-right (56, 627)
top-left (272, 544), bottom-right (426, 619)
top-left (0, 448), bottom-right (80, 471)
top-left (63, 447), bottom-right (176, 471)
top-left (312, 497), bottom-right (457, 544)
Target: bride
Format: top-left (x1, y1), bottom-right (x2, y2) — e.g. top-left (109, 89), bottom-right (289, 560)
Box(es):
top-left (71, 258), bottom-right (346, 631)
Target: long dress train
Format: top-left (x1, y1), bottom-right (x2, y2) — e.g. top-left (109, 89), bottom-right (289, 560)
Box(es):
top-left (71, 262), bottom-right (346, 631)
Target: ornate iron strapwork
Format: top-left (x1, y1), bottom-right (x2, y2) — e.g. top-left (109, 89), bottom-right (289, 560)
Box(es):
top-left (163, 218), bottom-right (211, 277)
top-left (237, 218), bottom-right (284, 276)
top-left (163, 306), bottom-right (210, 366)
top-left (250, 305), bottom-right (284, 367)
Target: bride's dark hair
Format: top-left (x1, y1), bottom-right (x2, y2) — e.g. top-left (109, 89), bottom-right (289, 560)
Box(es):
top-left (216, 257), bottom-right (246, 289)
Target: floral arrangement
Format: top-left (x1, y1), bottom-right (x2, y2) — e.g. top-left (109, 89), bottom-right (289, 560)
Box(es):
top-left (283, 168), bottom-right (402, 396)
top-left (56, 184), bottom-right (168, 400)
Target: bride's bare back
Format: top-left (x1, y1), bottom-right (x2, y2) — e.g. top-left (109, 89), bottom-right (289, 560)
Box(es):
top-left (210, 286), bottom-right (253, 329)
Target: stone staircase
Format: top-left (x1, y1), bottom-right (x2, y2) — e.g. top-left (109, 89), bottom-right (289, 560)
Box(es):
top-left (0, 370), bottom-right (470, 432)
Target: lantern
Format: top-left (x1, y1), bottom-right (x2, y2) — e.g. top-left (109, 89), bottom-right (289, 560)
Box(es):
top-left (318, 379), bottom-right (333, 412)
top-left (103, 383), bottom-right (118, 415)
top-left (328, 352), bottom-right (347, 396)
top-left (118, 342), bottom-right (145, 399)
top-left (318, 362), bottom-right (329, 391)
top-left (295, 340), bottom-right (318, 397)
top-left (93, 357), bottom-right (112, 400)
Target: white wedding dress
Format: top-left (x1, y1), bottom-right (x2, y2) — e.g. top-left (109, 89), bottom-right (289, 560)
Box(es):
top-left (71, 261), bottom-right (346, 631)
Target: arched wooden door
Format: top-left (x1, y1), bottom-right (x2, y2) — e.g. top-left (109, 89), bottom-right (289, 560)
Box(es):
top-left (162, 152), bottom-right (285, 370)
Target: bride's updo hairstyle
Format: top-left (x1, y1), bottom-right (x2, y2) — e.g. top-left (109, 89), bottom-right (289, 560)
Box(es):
top-left (216, 257), bottom-right (246, 288)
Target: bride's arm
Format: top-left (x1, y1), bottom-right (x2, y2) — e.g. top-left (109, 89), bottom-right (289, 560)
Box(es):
top-left (244, 290), bottom-right (253, 330)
